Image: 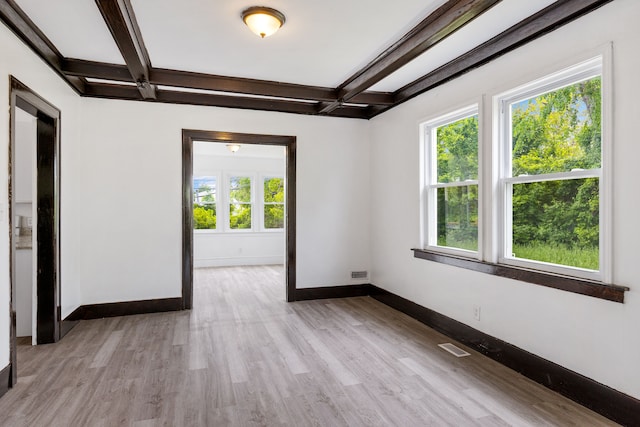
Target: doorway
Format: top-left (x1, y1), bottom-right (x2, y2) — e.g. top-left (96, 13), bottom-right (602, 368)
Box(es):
top-left (182, 130), bottom-right (296, 307)
top-left (9, 77), bottom-right (62, 386)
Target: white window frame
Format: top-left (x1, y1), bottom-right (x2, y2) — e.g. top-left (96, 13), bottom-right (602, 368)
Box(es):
top-left (261, 174), bottom-right (285, 232)
top-left (495, 55), bottom-right (611, 282)
top-left (225, 172), bottom-right (256, 232)
top-left (193, 173), bottom-right (219, 233)
top-left (420, 104), bottom-right (481, 258)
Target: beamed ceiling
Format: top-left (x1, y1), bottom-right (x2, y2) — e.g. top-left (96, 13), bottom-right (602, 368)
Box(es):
top-left (1, 0), bottom-right (613, 119)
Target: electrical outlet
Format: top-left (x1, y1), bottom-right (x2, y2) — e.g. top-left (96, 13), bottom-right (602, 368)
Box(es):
top-left (473, 305), bottom-right (481, 321)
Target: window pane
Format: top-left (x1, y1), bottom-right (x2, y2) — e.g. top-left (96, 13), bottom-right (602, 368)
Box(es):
top-left (229, 204), bottom-right (251, 229)
top-left (193, 205), bottom-right (216, 230)
top-left (436, 115), bottom-right (478, 183)
top-left (436, 185), bottom-right (478, 251)
top-left (193, 176), bottom-right (216, 229)
top-left (511, 76), bottom-right (601, 176)
top-left (264, 204), bottom-right (284, 229)
top-left (512, 178), bottom-right (599, 270)
top-left (230, 176), bottom-right (251, 203)
top-left (264, 177), bottom-right (284, 203)
top-left (193, 176), bottom-right (216, 204)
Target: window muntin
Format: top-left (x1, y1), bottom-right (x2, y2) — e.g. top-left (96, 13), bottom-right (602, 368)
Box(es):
top-left (424, 107), bottom-right (479, 254)
top-left (229, 176), bottom-right (252, 230)
top-left (500, 62), bottom-right (603, 277)
top-left (263, 177), bottom-right (284, 229)
top-left (193, 175), bottom-right (217, 230)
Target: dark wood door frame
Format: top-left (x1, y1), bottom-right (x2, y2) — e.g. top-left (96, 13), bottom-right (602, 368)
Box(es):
top-left (8, 76), bottom-right (62, 387)
top-left (182, 129), bottom-right (297, 307)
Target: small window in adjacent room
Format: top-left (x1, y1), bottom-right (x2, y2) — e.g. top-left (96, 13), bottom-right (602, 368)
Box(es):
top-left (422, 105), bottom-right (479, 255)
top-left (498, 57), bottom-right (606, 280)
top-left (263, 176), bottom-right (284, 229)
top-left (193, 175), bottom-right (217, 230)
top-left (229, 176), bottom-right (253, 230)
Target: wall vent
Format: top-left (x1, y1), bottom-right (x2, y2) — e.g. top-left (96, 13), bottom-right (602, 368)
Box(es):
top-left (438, 343), bottom-right (471, 357)
top-left (351, 271), bottom-right (368, 279)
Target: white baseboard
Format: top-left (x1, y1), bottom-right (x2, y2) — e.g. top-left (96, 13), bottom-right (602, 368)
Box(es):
top-left (194, 256), bottom-right (284, 268)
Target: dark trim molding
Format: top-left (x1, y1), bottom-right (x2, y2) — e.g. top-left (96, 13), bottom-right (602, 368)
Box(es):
top-left (0, 0), bottom-right (85, 93)
top-left (368, 285), bottom-right (640, 427)
top-left (0, 364), bottom-right (10, 399)
top-left (320, 0), bottom-right (501, 114)
top-left (67, 298), bottom-right (182, 321)
top-left (412, 249), bottom-right (628, 303)
top-left (0, 0), bottom-right (615, 118)
top-left (95, 0), bottom-right (156, 99)
top-left (295, 284), bottom-right (371, 301)
top-left (60, 315), bottom-right (80, 338)
top-left (372, 0), bottom-right (615, 117)
top-left (9, 77), bottom-right (62, 390)
top-left (181, 130), bottom-right (297, 305)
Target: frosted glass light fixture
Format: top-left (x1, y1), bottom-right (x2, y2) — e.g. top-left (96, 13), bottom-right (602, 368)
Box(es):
top-left (226, 144), bottom-right (241, 153)
top-left (242, 6), bottom-right (285, 38)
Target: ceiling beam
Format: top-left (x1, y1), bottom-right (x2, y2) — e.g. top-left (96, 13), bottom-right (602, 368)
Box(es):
top-left (62, 58), bottom-right (133, 82)
top-left (61, 61), bottom-right (394, 106)
top-left (149, 69), bottom-right (395, 106)
top-left (149, 68), bottom-right (337, 103)
top-left (319, 0), bottom-right (501, 114)
top-left (95, 0), bottom-right (156, 99)
top-left (0, 0), bottom-right (85, 93)
top-left (83, 83), bottom-right (370, 119)
top-left (371, 0), bottom-right (615, 118)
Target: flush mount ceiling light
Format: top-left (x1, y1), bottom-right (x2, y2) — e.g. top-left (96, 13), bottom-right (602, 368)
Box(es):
top-left (226, 144), bottom-right (241, 153)
top-left (242, 6), bottom-right (285, 38)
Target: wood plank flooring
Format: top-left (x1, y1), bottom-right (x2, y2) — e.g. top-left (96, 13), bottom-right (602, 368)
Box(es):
top-left (0, 265), bottom-right (618, 426)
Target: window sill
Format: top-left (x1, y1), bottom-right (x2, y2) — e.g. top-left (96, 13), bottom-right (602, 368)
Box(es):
top-left (412, 249), bottom-right (628, 303)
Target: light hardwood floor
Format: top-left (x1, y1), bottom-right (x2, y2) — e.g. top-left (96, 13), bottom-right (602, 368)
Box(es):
top-left (0, 266), bottom-right (618, 426)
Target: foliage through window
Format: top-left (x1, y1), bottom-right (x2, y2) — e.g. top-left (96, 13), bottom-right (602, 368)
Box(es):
top-left (423, 107), bottom-right (479, 253)
top-left (502, 66), bottom-right (602, 272)
top-left (264, 177), bottom-right (284, 229)
top-left (193, 176), bottom-right (217, 229)
top-left (229, 176), bottom-right (252, 230)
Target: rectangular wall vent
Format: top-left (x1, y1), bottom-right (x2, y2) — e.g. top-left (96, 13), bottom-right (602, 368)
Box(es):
top-left (351, 271), bottom-right (368, 279)
top-left (438, 343), bottom-right (471, 357)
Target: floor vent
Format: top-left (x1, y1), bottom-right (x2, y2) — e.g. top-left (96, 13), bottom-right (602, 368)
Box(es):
top-left (438, 343), bottom-right (471, 357)
top-left (351, 271), bottom-right (368, 279)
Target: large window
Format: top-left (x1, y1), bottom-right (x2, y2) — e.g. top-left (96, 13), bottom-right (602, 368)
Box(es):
top-left (418, 55), bottom-right (611, 291)
top-left (229, 176), bottom-right (253, 230)
top-left (193, 176), bottom-right (217, 230)
top-left (422, 106), bottom-right (479, 255)
top-left (498, 58), bottom-right (605, 279)
top-left (263, 177), bottom-right (284, 229)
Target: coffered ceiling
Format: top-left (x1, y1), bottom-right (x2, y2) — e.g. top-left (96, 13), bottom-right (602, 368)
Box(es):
top-left (1, 0), bottom-right (613, 119)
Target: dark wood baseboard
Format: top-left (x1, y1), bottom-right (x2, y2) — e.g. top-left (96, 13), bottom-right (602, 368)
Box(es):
top-left (67, 297), bottom-right (183, 320)
top-left (368, 285), bottom-right (640, 426)
top-left (294, 284), bottom-right (371, 301)
top-left (0, 364), bottom-right (10, 399)
top-left (60, 313), bottom-right (81, 338)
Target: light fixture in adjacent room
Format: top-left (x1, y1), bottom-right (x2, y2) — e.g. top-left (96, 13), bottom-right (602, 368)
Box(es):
top-left (242, 6), bottom-right (285, 38)
top-left (226, 144), bottom-right (241, 153)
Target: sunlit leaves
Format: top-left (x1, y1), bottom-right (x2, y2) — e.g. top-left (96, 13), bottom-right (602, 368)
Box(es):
top-left (264, 177), bottom-right (284, 229)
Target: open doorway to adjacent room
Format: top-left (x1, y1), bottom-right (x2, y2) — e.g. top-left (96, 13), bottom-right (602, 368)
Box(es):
top-left (9, 77), bottom-right (62, 388)
top-left (182, 130), bottom-right (296, 308)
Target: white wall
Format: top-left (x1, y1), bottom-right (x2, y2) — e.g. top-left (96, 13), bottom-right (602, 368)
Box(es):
top-left (193, 152), bottom-right (285, 267)
top-left (369, 0), bottom-right (640, 400)
top-left (75, 96), bottom-right (371, 304)
top-left (0, 23), bottom-right (84, 367)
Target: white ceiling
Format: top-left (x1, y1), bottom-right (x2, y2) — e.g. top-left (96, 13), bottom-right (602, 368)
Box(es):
top-left (14, 0), bottom-right (125, 65)
top-left (194, 141), bottom-right (285, 159)
top-left (12, 0), bottom-right (558, 94)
